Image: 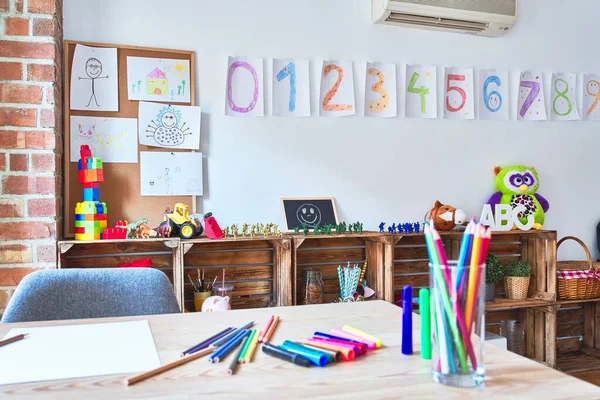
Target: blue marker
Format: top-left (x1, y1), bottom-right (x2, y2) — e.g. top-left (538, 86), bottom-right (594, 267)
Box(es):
top-left (402, 285), bottom-right (413, 355)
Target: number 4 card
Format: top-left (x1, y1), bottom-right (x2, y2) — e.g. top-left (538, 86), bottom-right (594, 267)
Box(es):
top-left (319, 60), bottom-right (355, 117)
top-left (405, 64), bottom-right (437, 119)
top-left (517, 71), bottom-right (546, 121)
top-left (272, 58), bottom-right (310, 117)
top-left (478, 69), bottom-right (509, 121)
top-left (444, 67), bottom-right (474, 120)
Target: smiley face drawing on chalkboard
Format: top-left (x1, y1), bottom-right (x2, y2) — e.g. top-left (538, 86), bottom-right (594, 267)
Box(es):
top-left (297, 204), bottom-right (322, 227)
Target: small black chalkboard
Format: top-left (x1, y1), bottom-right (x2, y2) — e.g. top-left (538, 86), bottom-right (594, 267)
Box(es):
top-left (281, 198), bottom-right (339, 231)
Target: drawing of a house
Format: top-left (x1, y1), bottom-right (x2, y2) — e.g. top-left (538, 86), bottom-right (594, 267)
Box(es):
top-left (146, 67), bottom-right (168, 95)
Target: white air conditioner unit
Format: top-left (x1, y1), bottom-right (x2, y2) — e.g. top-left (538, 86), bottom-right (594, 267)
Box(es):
top-left (372, 0), bottom-right (517, 37)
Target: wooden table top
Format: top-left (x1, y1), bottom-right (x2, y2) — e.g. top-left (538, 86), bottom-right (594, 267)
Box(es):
top-left (0, 301), bottom-right (597, 399)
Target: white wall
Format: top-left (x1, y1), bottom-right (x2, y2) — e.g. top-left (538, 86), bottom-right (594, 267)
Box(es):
top-left (64, 0), bottom-right (600, 259)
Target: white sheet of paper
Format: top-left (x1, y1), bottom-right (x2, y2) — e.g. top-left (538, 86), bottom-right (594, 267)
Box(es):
top-left (70, 45), bottom-right (119, 111)
top-left (583, 73), bottom-right (600, 122)
top-left (319, 60), bottom-right (355, 117)
top-left (478, 69), bottom-right (509, 121)
top-left (364, 62), bottom-right (397, 118)
top-left (550, 73), bottom-right (580, 121)
top-left (138, 102), bottom-right (201, 150)
top-left (517, 71), bottom-right (547, 121)
top-left (272, 58), bottom-right (310, 117)
top-left (0, 320), bottom-right (160, 386)
top-left (126, 56), bottom-right (190, 103)
top-left (444, 67), bottom-right (474, 120)
top-left (70, 116), bottom-right (137, 163)
top-left (225, 56), bottom-right (264, 117)
top-left (405, 65), bottom-right (437, 119)
top-left (140, 151), bottom-right (203, 196)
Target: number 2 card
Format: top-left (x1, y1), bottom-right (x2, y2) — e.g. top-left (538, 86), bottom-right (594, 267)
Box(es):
top-left (319, 60), bottom-right (355, 117)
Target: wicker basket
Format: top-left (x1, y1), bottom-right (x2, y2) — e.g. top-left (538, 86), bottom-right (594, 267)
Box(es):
top-left (504, 276), bottom-right (530, 300)
top-left (557, 236), bottom-right (600, 300)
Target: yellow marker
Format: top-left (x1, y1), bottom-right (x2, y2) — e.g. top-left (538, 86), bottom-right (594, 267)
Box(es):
top-left (243, 329), bottom-right (261, 363)
top-left (341, 325), bottom-right (382, 348)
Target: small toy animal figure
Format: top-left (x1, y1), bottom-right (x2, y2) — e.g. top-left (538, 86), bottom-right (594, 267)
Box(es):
top-left (223, 227), bottom-right (230, 237)
top-left (428, 200), bottom-right (467, 231)
top-left (126, 218), bottom-right (149, 239)
top-left (231, 224), bottom-right (239, 238)
top-left (241, 223), bottom-right (249, 237)
top-left (201, 296), bottom-right (231, 312)
top-left (294, 226), bottom-right (300, 233)
top-left (302, 223), bottom-right (309, 236)
top-left (155, 221), bottom-right (172, 237)
top-left (487, 165), bottom-right (549, 230)
top-left (137, 222), bottom-right (156, 239)
top-left (250, 225), bottom-right (256, 238)
top-left (379, 222), bottom-right (385, 233)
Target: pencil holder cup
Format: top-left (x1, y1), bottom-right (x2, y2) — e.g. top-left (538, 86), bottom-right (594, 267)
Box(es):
top-left (193, 291), bottom-right (211, 312)
top-left (429, 261), bottom-right (486, 388)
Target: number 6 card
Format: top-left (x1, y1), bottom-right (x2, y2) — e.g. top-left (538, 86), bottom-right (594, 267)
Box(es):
top-left (478, 69), bottom-right (509, 121)
top-left (444, 67), bottom-right (474, 120)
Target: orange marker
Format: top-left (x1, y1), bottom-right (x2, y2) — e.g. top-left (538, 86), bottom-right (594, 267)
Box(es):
top-left (302, 339), bottom-right (356, 361)
top-left (261, 316), bottom-right (280, 343)
top-left (258, 315), bottom-right (274, 342)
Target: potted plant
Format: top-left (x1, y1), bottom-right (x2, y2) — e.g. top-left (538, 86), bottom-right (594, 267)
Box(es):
top-left (485, 254), bottom-right (503, 302)
top-left (503, 260), bottom-right (532, 300)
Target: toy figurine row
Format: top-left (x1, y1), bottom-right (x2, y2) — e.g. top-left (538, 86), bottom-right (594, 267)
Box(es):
top-left (378, 222), bottom-right (421, 234)
top-left (222, 223), bottom-right (283, 238)
top-left (294, 221), bottom-right (364, 236)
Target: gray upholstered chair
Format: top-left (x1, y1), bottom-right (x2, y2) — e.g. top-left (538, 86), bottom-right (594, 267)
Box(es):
top-left (1, 268), bottom-right (180, 323)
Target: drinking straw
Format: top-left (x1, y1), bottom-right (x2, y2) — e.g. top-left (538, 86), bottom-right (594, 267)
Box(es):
top-left (222, 268), bottom-right (225, 291)
top-left (465, 224), bottom-right (483, 332)
top-left (239, 329), bottom-right (256, 362)
top-left (258, 315), bottom-right (274, 342)
top-left (181, 327), bottom-right (234, 356)
top-left (261, 316), bottom-right (280, 343)
top-left (341, 325), bottom-right (382, 348)
top-left (227, 336), bottom-right (248, 375)
top-left (329, 328), bottom-right (377, 350)
top-left (456, 221), bottom-right (474, 292)
top-left (243, 329), bottom-right (261, 363)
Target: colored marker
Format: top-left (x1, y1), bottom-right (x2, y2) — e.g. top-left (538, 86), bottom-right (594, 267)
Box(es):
top-left (330, 328), bottom-right (377, 350)
top-left (419, 288), bottom-right (431, 360)
top-left (402, 285), bottom-right (413, 355)
top-left (341, 325), bottom-right (381, 348)
top-left (300, 343), bottom-right (341, 362)
top-left (304, 338), bottom-right (356, 361)
top-left (262, 343), bottom-right (311, 367)
top-left (311, 337), bottom-right (364, 357)
top-left (280, 341), bottom-right (329, 367)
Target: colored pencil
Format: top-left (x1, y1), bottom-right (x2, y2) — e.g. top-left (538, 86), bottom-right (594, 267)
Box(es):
top-left (211, 321), bottom-right (254, 348)
top-left (258, 315), bottom-right (274, 342)
top-left (227, 336), bottom-right (248, 375)
top-left (243, 329), bottom-right (261, 363)
top-left (209, 329), bottom-right (249, 363)
top-left (0, 333), bottom-right (27, 348)
top-left (239, 329), bottom-right (256, 362)
top-left (181, 327), bottom-right (233, 356)
top-left (125, 347), bottom-right (213, 386)
top-left (465, 224), bottom-right (483, 331)
top-left (261, 316), bottom-right (280, 343)
top-left (455, 221), bottom-right (474, 292)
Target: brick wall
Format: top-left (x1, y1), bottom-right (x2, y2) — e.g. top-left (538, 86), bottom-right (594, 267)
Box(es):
top-left (0, 0), bottom-right (63, 313)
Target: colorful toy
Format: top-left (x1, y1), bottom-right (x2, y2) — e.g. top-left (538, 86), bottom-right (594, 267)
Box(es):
top-left (75, 145), bottom-right (107, 240)
top-left (486, 165), bottom-right (549, 230)
top-left (223, 226), bottom-right (230, 237)
top-left (294, 226), bottom-right (300, 234)
top-left (427, 200), bottom-right (467, 231)
top-left (379, 222), bottom-right (385, 233)
top-left (126, 218), bottom-right (155, 239)
top-left (273, 224), bottom-right (283, 237)
top-left (241, 223), bottom-right (249, 237)
top-left (201, 295), bottom-right (231, 312)
top-left (231, 224), bottom-right (239, 238)
top-left (302, 223), bottom-right (309, 236)
top-left (203, 212), bottom-right (224, 239)
top-left (160, 203), bottom-right (204, 239)
top-left (102, 219), bottom-right (128, 240)
top-left (250, 225), bottom-right (256, 238)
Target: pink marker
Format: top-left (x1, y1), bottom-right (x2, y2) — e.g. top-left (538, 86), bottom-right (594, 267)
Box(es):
top-left (330, 328), bottom-right (377, 350)
top-left (312, 338), bottom-right (364, 356)
top-left (312, 336), bottom-right (366, 356)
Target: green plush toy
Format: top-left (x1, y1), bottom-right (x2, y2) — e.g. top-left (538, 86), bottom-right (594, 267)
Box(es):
top-left (486, 165), bottom-right (549, 229)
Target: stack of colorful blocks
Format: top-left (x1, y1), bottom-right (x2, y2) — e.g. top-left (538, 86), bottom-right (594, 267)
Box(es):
top-left (75, 145), bottom-right (107, 240)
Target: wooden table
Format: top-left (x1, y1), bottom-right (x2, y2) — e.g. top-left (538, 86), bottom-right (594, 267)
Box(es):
top-left (0, 301), bottom-right (598, 399)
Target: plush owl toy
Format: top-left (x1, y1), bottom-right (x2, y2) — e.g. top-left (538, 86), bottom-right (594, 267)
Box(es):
top-left (486, 165), bottom-right (549, 229)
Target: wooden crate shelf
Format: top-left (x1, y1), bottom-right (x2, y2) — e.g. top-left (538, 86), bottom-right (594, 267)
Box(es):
top-left (57, 238), bottom-right (182, 307)
top-left (556, 301), bottom-right (600, 374)
top-left (486, 297), bottom-right (553, 311)
top-left (291, 232), bottom-right (390, 305)
top-left (181, 237), bottom-right (292, 312)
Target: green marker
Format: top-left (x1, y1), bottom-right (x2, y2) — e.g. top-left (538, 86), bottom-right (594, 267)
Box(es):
top-left (239, 329), bottom-right (256, 362)
top-left (419, 289), bottom-right (432, 360)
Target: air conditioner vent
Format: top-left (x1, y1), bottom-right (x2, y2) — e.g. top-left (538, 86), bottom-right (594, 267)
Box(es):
top-left (386, 12), bottom-right (489, 32)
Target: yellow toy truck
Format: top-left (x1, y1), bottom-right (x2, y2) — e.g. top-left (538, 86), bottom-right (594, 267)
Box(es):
top-left (159, 203), bottom-right (204, 239)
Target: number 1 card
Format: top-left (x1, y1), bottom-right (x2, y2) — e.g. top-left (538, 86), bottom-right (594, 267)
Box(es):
top-left (272, 58), bottom-right (310, 117)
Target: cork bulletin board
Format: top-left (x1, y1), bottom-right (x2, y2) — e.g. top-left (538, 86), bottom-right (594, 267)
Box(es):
top-left (63, 40), bottom-right (197, 238)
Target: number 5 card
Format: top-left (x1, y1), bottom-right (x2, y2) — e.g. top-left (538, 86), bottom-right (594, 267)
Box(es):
top-left (405, 64), bottom-right (437, 119)
top-left (478, 69), bottom-right (509, 121)
top-left (444, 67), bottom-right (474, 120)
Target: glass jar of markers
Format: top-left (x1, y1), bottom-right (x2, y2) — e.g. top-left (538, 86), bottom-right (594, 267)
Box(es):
top-left (301, 269), bottom-right (324, 305)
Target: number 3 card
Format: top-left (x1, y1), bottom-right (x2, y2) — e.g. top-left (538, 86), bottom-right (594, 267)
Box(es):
top-left (478, 69), bottom-right (509, 121)
top-left (405, 64), bottom-right (437, 119)
top-left (517, 71), bottom-right (546, 121)
top-left (444, 67), bottom-right (474, 120)
top-left (364, 62), bottom-right (397, 118)
top-left (319, 60), bottom-right (355, 117)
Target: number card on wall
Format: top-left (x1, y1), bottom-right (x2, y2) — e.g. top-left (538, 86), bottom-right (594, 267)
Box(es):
top-left (405, 65), bottom-right (437, 119)
top-left (517, 71), bottom-right (546, 121)
top-left (364, 62), bottom-right (397, 118)
top-left (550, 73), bottom-right (580, 121)
top-left (272, 58), bottom-right (310, 117)
top-left (583, 73), bottom-right (600, 122)
top-left (444, 67), bottom-right (474, 120)
top-left (319, 60), bottom-right (355, 117)
top-left (225, 56), bottom-right (264, 117)
top-left (478, 69), bottom-right (509, 121)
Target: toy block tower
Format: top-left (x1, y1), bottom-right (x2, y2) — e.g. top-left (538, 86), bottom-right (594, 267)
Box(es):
top-left (75, 145), bottom-right (107, 240)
